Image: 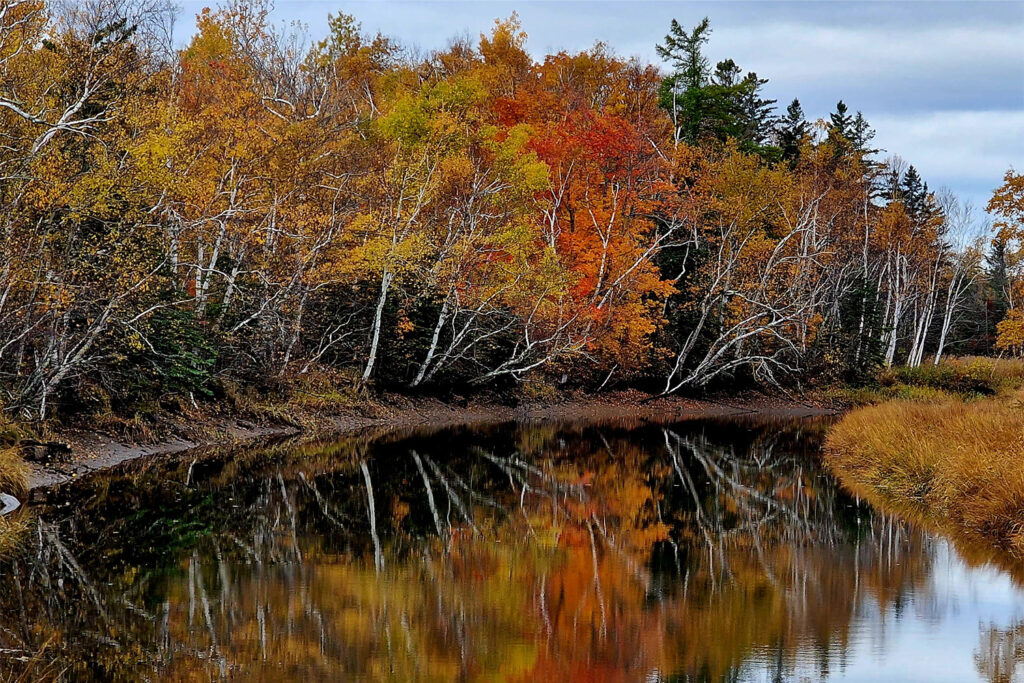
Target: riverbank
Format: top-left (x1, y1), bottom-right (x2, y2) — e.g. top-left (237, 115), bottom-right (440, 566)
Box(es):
top-left (825, 357), bottom-right (1024, 553)
top-left (21, 389), bottom-right (833, 492)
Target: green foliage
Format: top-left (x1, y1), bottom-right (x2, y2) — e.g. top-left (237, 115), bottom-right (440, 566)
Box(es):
top-left (835, 275), bottom-right (886, 383)
top-left (655, 17), bottom-right (711, 92)
top-left (119, 306), bottom-right (219, 403)
top-left (987, 234), bottom-right (1011, 333)
top-left (883, 357), bottom-right (1024, 396)
top-left (776, 99), bottom-right (807, 166)
top-left (657, 19), bottom-right (779, 159)
top-left (834, 357), bottom-right (1024, 406)
top-left (828, 100), bottom-right (875, 155)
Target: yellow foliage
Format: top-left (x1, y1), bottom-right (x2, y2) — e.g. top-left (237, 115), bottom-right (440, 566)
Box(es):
top-left (997, 309), bottom-right (1024, 356)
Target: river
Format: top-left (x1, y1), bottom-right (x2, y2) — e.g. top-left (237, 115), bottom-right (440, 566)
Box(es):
top-left (2, 415), bottom-right (1024, 681)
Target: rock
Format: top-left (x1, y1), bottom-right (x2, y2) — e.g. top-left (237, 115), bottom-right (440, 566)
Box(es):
top-left (0, 493), bottom-right (20, 516)
top-left (19, 440), bottom-right (72, 463)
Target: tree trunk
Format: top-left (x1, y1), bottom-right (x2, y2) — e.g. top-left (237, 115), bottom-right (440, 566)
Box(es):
top-left (410, 295), bottom-right (450, 387)
top-left (362, 269), bottom-right (393, 382)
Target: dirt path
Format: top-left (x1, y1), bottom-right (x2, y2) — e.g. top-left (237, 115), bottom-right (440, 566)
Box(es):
top-left (26, 391), bottom-right (835, 491)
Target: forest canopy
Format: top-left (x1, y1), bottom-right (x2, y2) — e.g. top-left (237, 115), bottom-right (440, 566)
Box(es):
top-left (0, 0), bottom-right (1019, 421)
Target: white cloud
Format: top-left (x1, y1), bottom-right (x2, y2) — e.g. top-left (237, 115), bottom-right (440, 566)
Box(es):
top-left (870, 109), bottom-right (1024, 206)
top-left (713, 23), bottom-right (1023, 83)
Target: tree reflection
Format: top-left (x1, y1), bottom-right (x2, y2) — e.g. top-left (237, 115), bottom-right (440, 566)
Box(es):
top-left (975, 619), bottom-right (1024, 683)
top-left (0, 417), bottom-right (1014, 681)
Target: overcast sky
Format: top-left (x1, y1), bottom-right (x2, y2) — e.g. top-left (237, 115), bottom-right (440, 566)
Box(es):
top-left (175, 1), bottom-right (1024, 216)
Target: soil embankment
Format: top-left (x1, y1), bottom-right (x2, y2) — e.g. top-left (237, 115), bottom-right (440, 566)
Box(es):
top-left (27, 391), bottom-right (833, 491)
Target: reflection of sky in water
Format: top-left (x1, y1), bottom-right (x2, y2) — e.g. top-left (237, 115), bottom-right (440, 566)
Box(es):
top-left (757, 540), bottom-right (1024, 682)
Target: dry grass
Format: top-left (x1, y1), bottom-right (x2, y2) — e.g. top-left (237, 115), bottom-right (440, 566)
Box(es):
top-left (0, 446), bottom-right (27, 497)
top-left (217, 369), bottom-right (363, 430)
top-left (90, 411), bottom-right (161, 443)
top-left (0, 640), bottom-right (64, 682)
top-left (0, 445), bottom-right (29, 559)
top-left (826, 387), bottom-right (1024, 552)
top-left (283, 370), bottom-right (362, 414)
top-left (830, 356), bottom-right (1024, 407)
top-left (883, 356), bottom-right (1024, 395)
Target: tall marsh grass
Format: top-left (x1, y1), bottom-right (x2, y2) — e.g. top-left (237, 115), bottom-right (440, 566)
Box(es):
top-left (0, 446), bottom-right (27, 497)
top-left (0, 446), bottom-right (28, 558)
top-left (826, 370), bottom-right (1024, 552)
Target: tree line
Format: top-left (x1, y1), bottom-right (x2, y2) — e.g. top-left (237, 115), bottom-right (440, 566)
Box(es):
top-left (0, 0), bottom-right (1020, 420)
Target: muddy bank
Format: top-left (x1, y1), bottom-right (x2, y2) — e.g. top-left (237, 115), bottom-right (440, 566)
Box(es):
top-left (26, 390), bottom-right (835, 491)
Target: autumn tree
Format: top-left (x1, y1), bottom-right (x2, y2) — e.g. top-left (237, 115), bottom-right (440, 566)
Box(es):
top-left (988, 169), bottom-right (1024, 353)
top-left (0, 0), bottom-right (175, 417)
top-left (0, 1), bottom-right (999, 417)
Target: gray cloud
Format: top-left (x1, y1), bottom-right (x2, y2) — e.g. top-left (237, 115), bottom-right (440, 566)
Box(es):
top-left (872, 109), bottom-right (1024, 209)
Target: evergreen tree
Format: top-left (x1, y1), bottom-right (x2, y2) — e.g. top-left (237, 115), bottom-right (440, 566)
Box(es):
top-left (656, 17), bottom-right (711, 90)
top-left (656, 18), bottom-right (712, 146)
top-left (657, 19), bottom-right (778, 158)
top-left (880, 164), bottom-right (903, 204)
top-left (828, 100), bottom-right (854, 143)
top-left (850, 111), bottom-right (876, 154)
top-left (828, 100), bottom-right (876, 158)
top-left (712, 58), bottom-right (741, 86)
top-left (838, 275), bottom-right (886, 382)
top-left (734, 71), bottom-right (777, 148)
top-left (987, 233), bottom-right (1011, 334)
top-left (776, 98), bottom-right (807, 165)
top-left (900, 165), bottom-right (931, 221)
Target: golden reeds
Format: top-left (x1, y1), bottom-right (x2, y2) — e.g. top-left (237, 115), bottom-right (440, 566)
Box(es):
top-left (0, 445), bottom-right (28, 558)
top-left (826, 374), bottom-right (1024, 552)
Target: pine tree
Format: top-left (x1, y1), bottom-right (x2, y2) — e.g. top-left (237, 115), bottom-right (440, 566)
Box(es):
top-left (656, 17), bottom-right (711, 92)
top-left (838, 275), bottom-right (886, 382)
top-left (656, 18), bottom-right (712, 145)
top-left (776, 98), bottom-right (807, 165)
top-left (712, 58), bottom-right (741, 86)
top-left (850, 111), bottom-right (876, 154)
top-left (829, 100), bottom-right (854, 143)
top-left (880, 164), bottom-right (903, 204)
top-left (828, 101), bottom-right (876, 162)
top-left (900, 165), bottom-right (930, 221)
top-left (735, 71), bottom-right (777, 147)
top-left (657, 19), bottom-right (777, 158)
top-left (987, 233), bottom-right (1010, 334)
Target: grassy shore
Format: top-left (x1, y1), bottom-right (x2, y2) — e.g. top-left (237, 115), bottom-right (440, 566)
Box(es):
top-left (826, 357), bottom-right (1024, 552)
top-left (0, 446), bottom-right (28, 557)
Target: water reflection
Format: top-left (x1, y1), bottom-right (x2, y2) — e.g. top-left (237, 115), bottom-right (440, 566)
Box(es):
top-left (2, 416), bottom-right (1024, 681)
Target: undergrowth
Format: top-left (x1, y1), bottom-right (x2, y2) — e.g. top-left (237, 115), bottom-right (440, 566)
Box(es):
top-left (0, 445), bottom-right (28, 559)
top-left (829, 356), bottom-right (1024, 406)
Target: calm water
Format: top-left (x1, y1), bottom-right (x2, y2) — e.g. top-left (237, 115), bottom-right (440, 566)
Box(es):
top-left (3, 416), bottom-right (1024, 682)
